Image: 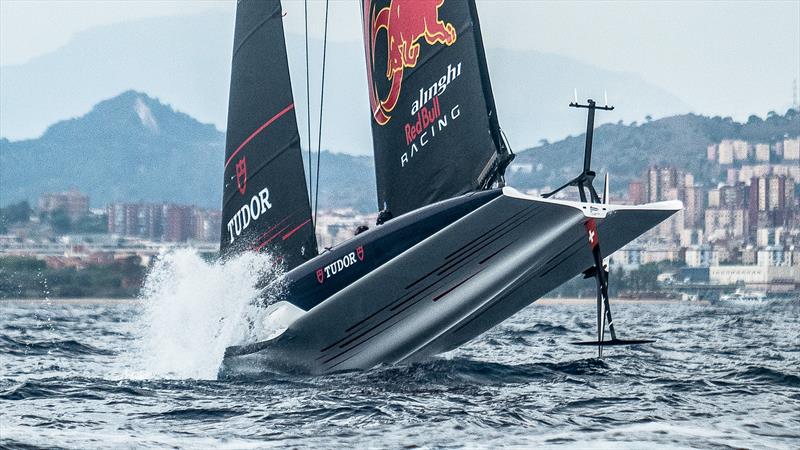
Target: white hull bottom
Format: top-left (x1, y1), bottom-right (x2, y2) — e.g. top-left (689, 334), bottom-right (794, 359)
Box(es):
top-left (221, 187), bottom-right (681, 375)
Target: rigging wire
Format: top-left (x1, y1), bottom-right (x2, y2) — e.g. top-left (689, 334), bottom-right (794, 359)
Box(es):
top-left (303, 0), bottom-right (313, 204)
top-left (312, 0), bottom-right (330, 235)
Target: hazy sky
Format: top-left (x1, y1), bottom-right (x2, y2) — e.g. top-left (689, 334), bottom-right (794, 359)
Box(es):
top-left (2, 0), bottom-right (799, 120)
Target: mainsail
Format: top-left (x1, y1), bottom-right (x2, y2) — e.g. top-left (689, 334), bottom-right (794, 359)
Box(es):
top-left (361, 0), bottom-right (512, 217)
top-left (221, 0), bottom-right (317, 269)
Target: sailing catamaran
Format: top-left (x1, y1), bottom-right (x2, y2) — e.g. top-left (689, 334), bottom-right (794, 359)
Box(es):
top-left (219, 0), bottom-right (681, 375)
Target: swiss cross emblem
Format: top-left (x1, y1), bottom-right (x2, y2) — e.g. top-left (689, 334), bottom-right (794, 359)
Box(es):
top-left (356, 246), bottom-right (364, 261)
top-left (316, 268), bottom-right (324, 284)
top-left (584, 219), bottom-right (599, 249)
top-left (235, 157), bottom-right (247, 195)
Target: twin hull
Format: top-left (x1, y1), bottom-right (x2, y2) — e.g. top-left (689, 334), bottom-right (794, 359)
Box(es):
top-left (222, 187), bottom-right (680, 375)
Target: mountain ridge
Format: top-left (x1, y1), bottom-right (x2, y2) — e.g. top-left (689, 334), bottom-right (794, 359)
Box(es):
top-left (0, 9), bottom-right (691, 151)
top-left (2, 91), bottom-right (796, 211)
top-left (1, 91), bottom-right (224, 209)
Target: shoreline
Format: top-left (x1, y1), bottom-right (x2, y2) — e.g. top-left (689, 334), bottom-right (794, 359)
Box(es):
top-left (536, 297), bottom-right (704, 305)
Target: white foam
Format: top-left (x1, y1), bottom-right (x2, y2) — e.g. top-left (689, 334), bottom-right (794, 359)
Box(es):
top-left (117, 248), bottom-right (287, 380)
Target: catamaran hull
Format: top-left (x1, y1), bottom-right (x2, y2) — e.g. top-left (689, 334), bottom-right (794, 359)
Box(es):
top-left (221, 187), bottom-right (680, 375)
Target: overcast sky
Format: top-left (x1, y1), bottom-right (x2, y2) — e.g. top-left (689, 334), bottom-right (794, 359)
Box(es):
top-left (2, 0), bottom-right (799, 120)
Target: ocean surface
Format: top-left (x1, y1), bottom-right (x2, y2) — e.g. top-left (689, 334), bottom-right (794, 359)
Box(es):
top-left (1, 252), bottom-right (799, 449)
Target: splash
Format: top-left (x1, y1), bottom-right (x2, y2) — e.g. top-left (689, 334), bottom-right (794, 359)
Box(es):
top-left (119, 249), bottom-right (287, 380)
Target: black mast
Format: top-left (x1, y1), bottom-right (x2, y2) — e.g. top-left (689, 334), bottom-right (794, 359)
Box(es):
top-left (468, 0), bottom-right (514, 190)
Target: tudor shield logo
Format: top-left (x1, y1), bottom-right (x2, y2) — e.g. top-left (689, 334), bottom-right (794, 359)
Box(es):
top-left (366, 0), bottom-right (456, 125)
top-left (235, 157), bottom-right (247, 195)
top-left (356, 245), bottom-right (364, 261)
top-left (316, 268), bottom-right (325, 284)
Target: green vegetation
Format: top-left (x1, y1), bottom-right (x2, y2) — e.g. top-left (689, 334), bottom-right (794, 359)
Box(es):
top-left (46, 209), bottom-right (72, 235)
top-left (547, 262), bottom-right (676, 299)
top-left (509, 108), bottom-right (800, 191)
top-left (36, 208), bottom-right (108, 235)
top-left (0, 201), bottom-right (32, 233)
top-left (613, 263), bottom-right (668, 295)
top-left (0, 256), bottom-right (146, 299)
top-left (73, 213), bottom-right (108, 234)
top-left (2, 202), bottom-right (107, 236)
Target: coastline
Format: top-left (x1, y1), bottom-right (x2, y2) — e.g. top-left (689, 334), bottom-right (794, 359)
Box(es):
top-left (535, 297), bottom-right (704, 305)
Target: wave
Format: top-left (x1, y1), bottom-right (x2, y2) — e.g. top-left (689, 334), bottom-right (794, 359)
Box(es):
top-left (136, 407), bottom-right (244, 421)
top-left (0, 335), bottom-right (112, 356)
top-left (0, 377), bottom-right (162, 401)
top-left (723, 365), bottom-right (800, 388)
top-left (508, 323), bottom-right (572, 336)
top-left (313, 357), bottom-right (611, 388)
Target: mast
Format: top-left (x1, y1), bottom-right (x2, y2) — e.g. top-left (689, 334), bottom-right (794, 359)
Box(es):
top-left (467, 0), bottom-right (514, 189)
top-left (220, 0), bottom-right (317, 269)
top-left (361, 0), bottom-right (513, 218)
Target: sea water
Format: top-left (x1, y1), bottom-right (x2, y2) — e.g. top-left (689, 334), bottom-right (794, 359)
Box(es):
top-left (1, 250), bottom-right (799, 448)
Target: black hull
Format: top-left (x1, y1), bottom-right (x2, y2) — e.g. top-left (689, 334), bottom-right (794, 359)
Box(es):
top-left (221, 187), bottom-right (680, 375)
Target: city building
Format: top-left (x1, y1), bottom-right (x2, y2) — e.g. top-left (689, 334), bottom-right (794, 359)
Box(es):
top-left (684, 245), bottom-right (712, 267)
top-left (107, 202), bottom-right (220, 242)
top-left (704, 208), bottom-right (748, 241)
top-left (38, 190), bottom-right (89, 220)
top-left (748, 174), bottom-right (795, 232)
top-left (757, 246), bottom-right (794, 267)
top-left (784, 137), bottom-right (800, 160)
top-left (709, 265), bottom-right (798, 291)
top-left (627, 180), bottom-right (645, 205)
top-left (706, 144), bottom-right (717, 162)
top-left (163, 205), bottom-right (193, 242)
top-left (754, 143), bottom-right (770, 162)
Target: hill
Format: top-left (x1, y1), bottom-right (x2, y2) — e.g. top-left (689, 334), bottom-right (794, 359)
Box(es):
top-left (2, 91), bottom-right (796, 212)
top-left (508, 109), bottom-right (800, 191)
top-left (0, 91), bottom-right (377, 211)
top-left (1, 91), bottom-right (224, 208)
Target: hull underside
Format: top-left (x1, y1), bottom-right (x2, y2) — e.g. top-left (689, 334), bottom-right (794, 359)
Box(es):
top-left (221, 187), bottom-right (680, 375)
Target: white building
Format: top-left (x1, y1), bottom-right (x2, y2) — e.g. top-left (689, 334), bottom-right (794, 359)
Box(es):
top-left (756, 228), bottom-right (786, 247)
top-left (684, 245), bottom-right (712, 267)
top-left (754, 143), bottom-right (770, 162)
top-left (710, 265), bottom-right (798, 287)
top-left (612, 244), bottom-right (643, 270)
top-left (757, 246), bottom-right (794, 267)
top-left (783, 137), bottom-right (800, 160)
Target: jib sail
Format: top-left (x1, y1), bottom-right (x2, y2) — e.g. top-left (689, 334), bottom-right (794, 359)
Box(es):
top-left (361, 0), bottom-right (512, 217)
top-left (220, 0), bottom-right (317, 268)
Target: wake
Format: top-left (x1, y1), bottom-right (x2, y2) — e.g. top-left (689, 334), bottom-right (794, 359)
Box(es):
top-left (118, 249), bottom-right (286, 380)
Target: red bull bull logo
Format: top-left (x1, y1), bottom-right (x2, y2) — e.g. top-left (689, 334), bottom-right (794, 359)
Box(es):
top-left (366, 0), bottom-right (457, 125)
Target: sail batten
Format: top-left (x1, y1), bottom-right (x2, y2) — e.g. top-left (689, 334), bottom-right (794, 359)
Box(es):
top-left (220, 0), bottom-right (317, 268)
top-left (362, 0), bottom-right (510, 217)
